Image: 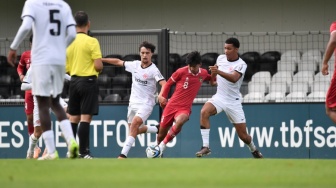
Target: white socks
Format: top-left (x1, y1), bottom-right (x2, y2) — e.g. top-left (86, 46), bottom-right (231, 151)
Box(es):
top-left (146, 125), bottom-right (158, 133)
top-left (27, 134), bottom-right (38, 154)
top-left (158, 142), bottom-right (166, 152)
top-left (121, 136), bottom-right (135, 157)
top-left (201, 129), bottom-right (210, 147)
top-left (247, 140), bottom-right (257, 152)
top-left (59, 119), bottom-right (75, 144)
top-left (42, 130), bottom-right (56, 154)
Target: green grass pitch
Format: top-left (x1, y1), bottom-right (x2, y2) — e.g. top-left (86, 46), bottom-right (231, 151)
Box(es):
top-left (1, 158), bottom-right (335, 188)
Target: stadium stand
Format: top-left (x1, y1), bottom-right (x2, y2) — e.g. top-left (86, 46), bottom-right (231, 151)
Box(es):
top-left (259, 51), bottom-right (281, 75)
top-left (250, 71), bottom-right (271, 93)
top-left (281, 50), bottom-right (301, 63)
top-left (240, 51), bottom-right (261, 82)
top-left (277, 59), bottom-right (297, 75)
top-left (103, 93), bottom-right (122, 103)
top-left (0, 30), bottom-right (333, 104)
top-left (292, 71), bottom-right (315, 90)
top-left (201, 52), bottom-right (219, 72)
top-left (264, 82), bottom-right (287, 102)
top-left (302, 49), bottom-right (322, 65)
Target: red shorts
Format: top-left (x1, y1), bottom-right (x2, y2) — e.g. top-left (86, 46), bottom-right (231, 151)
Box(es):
top-left (326, 74), bottom-right (336, 108)
top-left (24, 90), bottom-right (34, 115)
top-left (160, 106), bottom-right (191, 128)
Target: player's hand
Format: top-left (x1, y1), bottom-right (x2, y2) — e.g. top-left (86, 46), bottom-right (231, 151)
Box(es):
top-left (159, 101), bottom-right (166, 109)
top-left (158, 95), bottom-right (167, 108)
top-left (7, 49), bottom-right (17, 67)
top-left (321, 63), bottom-right (329, 75)
top-left (209, 65), bottom-right (219, 74)
top-left (19, 74), bottom-right (25, 82)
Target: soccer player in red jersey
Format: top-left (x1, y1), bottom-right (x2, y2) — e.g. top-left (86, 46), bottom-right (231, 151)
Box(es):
top-left (321, 21), bottom-right (336, 123)
top-left (17, 35), bottom-right (41, 159)
top-left (156, 51), bottom-right (216, 155)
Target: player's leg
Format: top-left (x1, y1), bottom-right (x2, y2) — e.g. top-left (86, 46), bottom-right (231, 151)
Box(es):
top-left (196, 101), bottom-right (217, 157)
top-left (67, 77), bottom-right (81, 139)
top-left (31, 65), bottom-right (58, 160)
top-left (118, 106), bottom-right (140, 158)
top-left (229, 103), bottom-right (263, 158)
top-left (25, 91), bottom-right (34, 135)
top-left (67, 78), bottom-right (82, 158)
top-left (326, 107), bottom-right (336, 123)
top-left (325, 81), bottom-right (336, 123)
top-left (119, 116), bottom-right (143, 159)
top-left (77, 114), bottom-right (93, 158)
top-left (75, 76), bottom-right (98, 159)
top-left (162, 112), bottom-right (189, 144)
top-left (233, 122), bottom-right (262, 158)
top-left (158, 113), bottom-right (189, 155)
top-left (35, 95), bottom-right (60, 160)
top-left (156, 108), bottom-right (177, 154)
top-left (25, 91), bottom-right (39, 159)
top-left (26, 96), bottom-right (42, 159)
top-left (51, 65), bottom-right (78, 159)
top-left (51, 95), bottom-right (78, 159)
top-left (156, 107), bottom-right (176, 144)
top-left (136, 105), bottom-right (158, 134)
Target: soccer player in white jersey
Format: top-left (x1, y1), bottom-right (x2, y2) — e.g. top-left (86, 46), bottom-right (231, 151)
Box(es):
top-left (7, 0), bottom-right (78, 160)
top-left (21, 68), bottom-right (70, 159)
top-left (102, 41), bottom-right (166, 158)
top-left (195, 38), bottom-right (263, 158)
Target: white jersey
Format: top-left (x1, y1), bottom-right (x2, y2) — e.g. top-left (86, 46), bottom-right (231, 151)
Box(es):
top-left (125, 61), bottom-right (165, 107)
top-left (21, 0), bottom-right (75, 65)
top-left (215, 54), bottom-right (246, 101)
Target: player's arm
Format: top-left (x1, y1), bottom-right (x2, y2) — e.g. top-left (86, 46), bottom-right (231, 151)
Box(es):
top-left (157, 80), bottom-right (167, 107)
top-left (209, 75), bottom-right (217, 86)
top-left (66, 25), bottom-right (76, 46)
top-left (8, 17), bottom-right (33, 67)
top-left (158, 77), bottom-right (176, 108)
top-left (209, 66), bottom-right (217, 86)
top-left (209, 65), bottom-right (241, 83)
top-left (101, 58), bottom-right (124, 67)
top-left (94, 58), bottom-right (103, 73)
top-left (322, 30), bottom-right (336, 75)
top-left (17, 55), bottom-right (26, 82)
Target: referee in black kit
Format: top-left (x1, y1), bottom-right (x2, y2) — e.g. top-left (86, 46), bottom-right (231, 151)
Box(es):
top-left (66, 11), bottom-right (103, 159)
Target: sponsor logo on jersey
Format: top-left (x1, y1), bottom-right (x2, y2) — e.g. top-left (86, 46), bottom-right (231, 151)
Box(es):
top-left (135, 77), bottom-right (148, 85)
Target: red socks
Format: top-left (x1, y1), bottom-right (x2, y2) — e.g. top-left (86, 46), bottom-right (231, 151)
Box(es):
top-left (163, 125), bottom-right (181, 144)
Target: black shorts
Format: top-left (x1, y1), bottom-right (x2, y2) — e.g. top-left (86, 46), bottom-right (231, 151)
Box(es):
top-left (68, 75), bottom-right (99, 115)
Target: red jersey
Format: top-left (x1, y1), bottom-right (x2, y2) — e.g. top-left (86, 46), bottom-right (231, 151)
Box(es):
top-left (331, 22), bottom-right (336, 63)
top-left (326, 22), bottom-right (336, 108)
top-left (17, 50), bottom-right (31, 76)
top-left (162, 66), bottom-right (211, 109)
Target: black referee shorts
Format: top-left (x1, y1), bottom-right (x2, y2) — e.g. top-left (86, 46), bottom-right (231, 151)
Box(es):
top-left (67, 75), bottom-right (99, 115)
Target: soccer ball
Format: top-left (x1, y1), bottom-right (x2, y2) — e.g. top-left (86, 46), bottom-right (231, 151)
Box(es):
top-left (145, 145), bottom-right (161, 158)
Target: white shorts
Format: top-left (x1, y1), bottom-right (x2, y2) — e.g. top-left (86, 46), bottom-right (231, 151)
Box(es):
top-left (207, 95), bottom-right (246, 124)
top-left (127, 103), bottom-right (153, 125)
top-left (33, 96), bottom-right (68, 127)
top-left (31, 64), bottom-right (65, 98)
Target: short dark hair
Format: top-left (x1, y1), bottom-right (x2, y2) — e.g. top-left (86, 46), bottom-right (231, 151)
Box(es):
top-left (74, 11), bottom-right (89, 27)
top-left (225, 37), bottom-right (240, 48)
top-left (139, 41), bottom-right (156, 53)
top-left (185, 51), bottom-right (201, 66)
